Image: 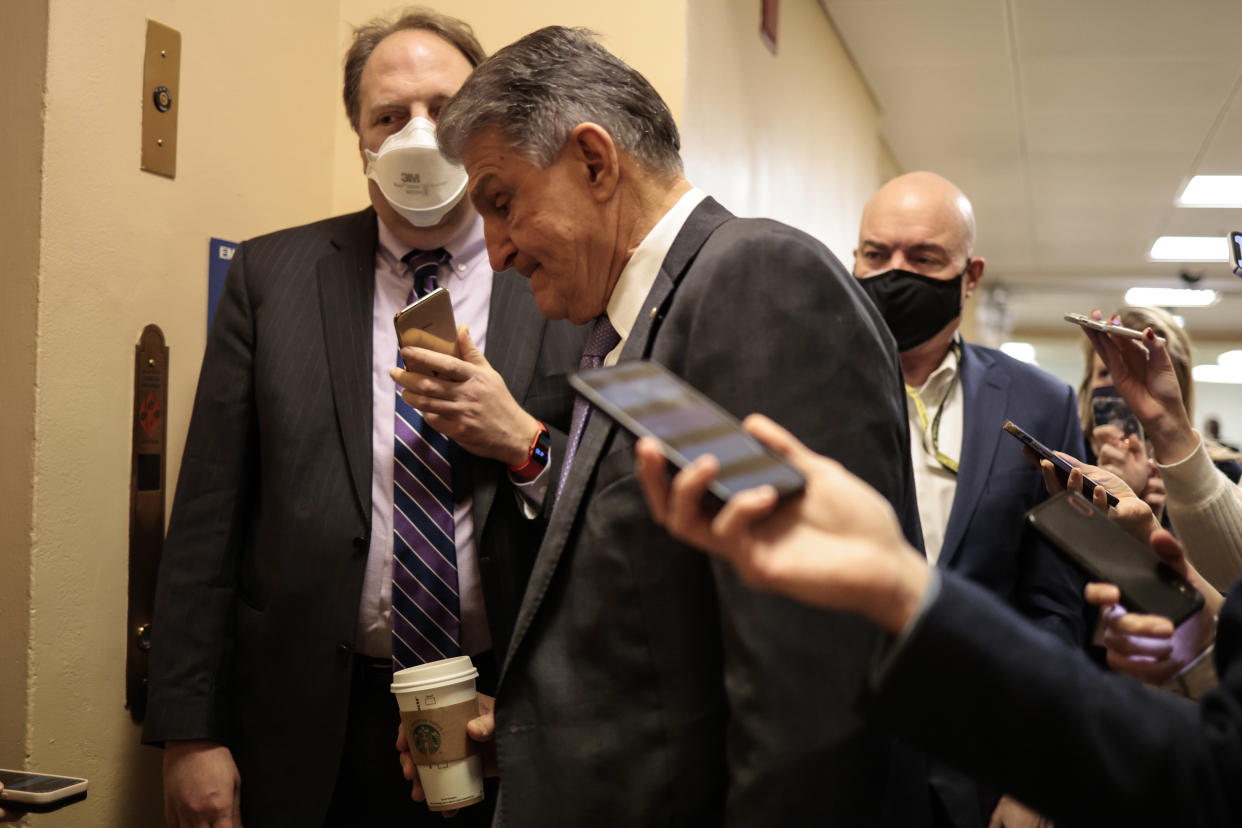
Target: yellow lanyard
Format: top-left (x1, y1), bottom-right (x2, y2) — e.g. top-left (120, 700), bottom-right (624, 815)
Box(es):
top-left (906, 347), bottom-right (961, 474)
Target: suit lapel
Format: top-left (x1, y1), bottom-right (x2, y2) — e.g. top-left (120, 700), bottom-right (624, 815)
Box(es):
top-left (939, 342), bottom-right (1008, 568)
top-left (500, 198), bottom-right (733, 681)
top-left (471, 270), bottom-right (547, 533)
top-left (317, 209), bottom-right (378, 524)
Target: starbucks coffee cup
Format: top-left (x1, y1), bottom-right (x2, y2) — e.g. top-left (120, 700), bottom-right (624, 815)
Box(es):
top-left (391, 655), bottom-right (485, 811)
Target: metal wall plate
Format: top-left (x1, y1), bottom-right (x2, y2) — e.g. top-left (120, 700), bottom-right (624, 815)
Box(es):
top-left (141, 21), bottom-right (180, 178)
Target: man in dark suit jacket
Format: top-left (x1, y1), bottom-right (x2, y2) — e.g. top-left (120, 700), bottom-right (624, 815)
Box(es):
top-left (853, 172), bottom-right (1086, 827)
top-left (427, 26), bottom-right (930, 828)
top-left (143, 11), bottom-right (584, 828)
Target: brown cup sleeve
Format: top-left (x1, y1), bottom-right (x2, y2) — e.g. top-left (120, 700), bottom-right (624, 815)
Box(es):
top-left (400, 698), bottom-right (480, 764)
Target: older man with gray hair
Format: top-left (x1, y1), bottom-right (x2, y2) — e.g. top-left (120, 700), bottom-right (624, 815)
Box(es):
top-left (400, 25), bottom-right (931, 827)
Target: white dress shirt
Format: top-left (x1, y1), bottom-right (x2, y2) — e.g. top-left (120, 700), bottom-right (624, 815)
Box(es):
top-left (907, 342), bottom-right (963, 565)
top-left (604, 188), bottom-right (708, 361)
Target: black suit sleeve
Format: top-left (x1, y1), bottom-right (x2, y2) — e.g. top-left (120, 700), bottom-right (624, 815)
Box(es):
top-left (875, 571), bottom-right (1242, 827)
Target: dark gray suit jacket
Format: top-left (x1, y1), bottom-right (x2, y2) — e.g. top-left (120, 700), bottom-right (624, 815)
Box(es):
top-left (492, 198), bottom-right (932, 827)
top-left (142, 208), bottom-right (585, 826)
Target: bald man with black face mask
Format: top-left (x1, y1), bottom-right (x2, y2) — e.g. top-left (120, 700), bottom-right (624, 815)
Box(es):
top-left (853, 172), bottom-right (1090, 828)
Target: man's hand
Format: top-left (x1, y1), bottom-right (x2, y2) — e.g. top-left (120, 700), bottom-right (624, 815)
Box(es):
top-left (1082, 316), bottom-right (1197, 464)
top-left (634, 414), bottom-right (929, 634)
top-left (391, 326), bottom-right (539, 466)
top-left (1084, 529), bottom-right (1222, 685)
top-left (396, 692), bottom-right (499, 817)
top-left (0, 782), bottom-right (25, 823)
top-left (162, 740), bottom-right (242, 828)
top-left (988, 794), bottom-right (1052, 828)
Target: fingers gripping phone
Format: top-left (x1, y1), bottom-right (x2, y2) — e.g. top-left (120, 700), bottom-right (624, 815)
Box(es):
top-left (1063, 312), bottom-right (1161, 342)
top-left (394, 287), bottom-right (457, 368)
top-left (1003, 420), bottom-right (1119, 508)
top-left (569, 360), bottom-right (805, 504)
top-left (0, 769), bottom-right (88, 809)
top-left (1026, 491), bottom-right (1204, 625)
top-left (1090, 386), bottom-right (1144, 443)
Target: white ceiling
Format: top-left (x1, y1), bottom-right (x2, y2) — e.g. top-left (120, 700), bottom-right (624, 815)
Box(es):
top-left (819, 0), bottom-right (1242, 338)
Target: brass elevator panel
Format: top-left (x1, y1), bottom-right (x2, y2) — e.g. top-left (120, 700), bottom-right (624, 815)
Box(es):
top-left (141, 21), bottom-right (180, 178)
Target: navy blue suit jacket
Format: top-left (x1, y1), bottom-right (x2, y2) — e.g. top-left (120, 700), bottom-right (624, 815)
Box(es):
top-left (929, 342), bottom-right (1089, 826)
top-left (941, 341), bottom-right (1087, 644)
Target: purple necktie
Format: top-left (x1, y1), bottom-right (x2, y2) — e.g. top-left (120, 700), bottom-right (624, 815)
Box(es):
top-left (392, 248), bottom-right (459, 670)
top-left (557, 314), bottom-right (621, 497)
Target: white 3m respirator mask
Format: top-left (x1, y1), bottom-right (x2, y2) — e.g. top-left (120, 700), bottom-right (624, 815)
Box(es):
top-left (364, 117), bottom-right (468, 227)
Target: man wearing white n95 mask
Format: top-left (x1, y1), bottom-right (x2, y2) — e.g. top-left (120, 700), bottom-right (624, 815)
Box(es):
top-left (142, 9), bottom-right (585, 827)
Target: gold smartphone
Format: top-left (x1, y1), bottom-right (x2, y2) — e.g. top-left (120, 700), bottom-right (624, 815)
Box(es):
top-left (394, 287), bottom-right (457, 369)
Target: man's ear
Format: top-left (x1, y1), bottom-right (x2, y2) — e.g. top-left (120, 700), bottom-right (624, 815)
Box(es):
top-left (963, 256), bottom-right (985, 301)
top-left (567, 123), bottom-right (620, 201)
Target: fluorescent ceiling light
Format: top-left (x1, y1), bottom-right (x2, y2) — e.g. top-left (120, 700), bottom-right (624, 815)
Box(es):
top-left (1124, 287), bottom-right (1219, 307)
top-left (1000, 342), bottom-right (1037, 364)
top-left (1193, 364), bottom-right (1242, 384)
top-left (1149, 236), bottom-right (1228, 261)
top-left (1193, 350), bottom-right (1242, 384)
top-left (1177, 175), bottom-right (1242, 207)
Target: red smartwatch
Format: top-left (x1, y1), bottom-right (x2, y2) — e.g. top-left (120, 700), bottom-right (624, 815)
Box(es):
top-left (508, 421), bottom-right (551, 482)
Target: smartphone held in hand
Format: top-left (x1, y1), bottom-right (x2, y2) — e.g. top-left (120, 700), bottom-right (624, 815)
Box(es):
top-left (1026, 491), bottom-right (1204, 625)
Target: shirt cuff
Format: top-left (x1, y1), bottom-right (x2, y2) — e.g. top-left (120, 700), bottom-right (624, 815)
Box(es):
top-left (1155, 431), bottom-right (1221, 504)
top-left (871, 567), bottom-right (942, 689)
top-left (509, 450), bottom-right (551, 519)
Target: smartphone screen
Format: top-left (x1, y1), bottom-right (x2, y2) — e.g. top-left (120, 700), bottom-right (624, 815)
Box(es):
top-left (570, 361), bottom-right (805, 502)
top-left (0, 769), bottom-right (88, 804)
top-left (1002, 420), bottom-right (1119, 508)
top-left (1026, 491), bottom-right (1204, 624)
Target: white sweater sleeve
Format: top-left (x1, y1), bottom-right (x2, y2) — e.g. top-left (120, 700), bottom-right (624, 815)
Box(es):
top-left (1157, 431), bottom-right (1242, 591)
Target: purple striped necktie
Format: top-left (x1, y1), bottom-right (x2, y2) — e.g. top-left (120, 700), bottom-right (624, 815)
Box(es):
top-left (392, 247), bottom-right (460, 671)
top-left (557, 314), bottom-right (621, 497)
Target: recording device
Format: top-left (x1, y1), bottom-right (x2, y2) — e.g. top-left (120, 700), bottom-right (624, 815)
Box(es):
top-left (393, 287), bottom-right (457, 367)
top-left (0, 769), bottom-right (88, 809)
top-left (1063, 312), bottom-right (1163, 342)
top-left (1026, 490), bottom-right (1205, 625)
top-left (1090, 385), bottom-right (1144, 443)
top-left (569, 360), bottom-right (805, 503)
top-left (1229, 230), bottom-right (1242, 278)
top-left (1002, 420), bottom-right (1119, 508)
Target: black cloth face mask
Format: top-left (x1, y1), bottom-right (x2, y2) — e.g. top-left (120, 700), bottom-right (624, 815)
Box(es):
top-left (857, 263), bottom-right (967, 352)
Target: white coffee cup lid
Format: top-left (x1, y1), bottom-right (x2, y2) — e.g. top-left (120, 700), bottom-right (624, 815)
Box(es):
top-left (391, 655), bottom-right (478, 693)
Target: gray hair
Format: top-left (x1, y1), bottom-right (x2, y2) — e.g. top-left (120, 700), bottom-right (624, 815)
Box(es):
top-left (436, 26), bottom-right (682, 175)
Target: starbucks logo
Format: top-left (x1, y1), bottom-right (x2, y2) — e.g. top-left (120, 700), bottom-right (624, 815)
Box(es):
top-left (412, 723), bottom-right (442, 757)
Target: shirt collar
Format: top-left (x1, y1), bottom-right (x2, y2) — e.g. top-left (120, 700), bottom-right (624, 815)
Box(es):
top-left (917, 337), bottom-right (962, 400)
top-left (375, 210), bottom-right (486, 270)
top-left (606, 188), bottom-right (708, 340)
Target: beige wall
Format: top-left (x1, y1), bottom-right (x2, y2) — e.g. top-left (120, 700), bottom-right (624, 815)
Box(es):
top-left (682, 0), bottom-right (888, 266)
top-left (331, 0), bottom-right (689, 216)
top-left (11, 1), bottom-right (340, 824)
top-left (6, 2), bottom-right (886, 825)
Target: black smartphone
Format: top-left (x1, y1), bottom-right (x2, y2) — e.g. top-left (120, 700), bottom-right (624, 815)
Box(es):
top-left (394, 287), bottom-right (457, 366)
top-left (1003, 420), bottom-right (1119, 508)
top-left (569, 360), bottom-right (805, 503)
top-left (0, 769), bottom-right (88, 811)
top-left (1229, 230), bottom-right (1242, 278)
top-left (1026, 490), bottom-right (1204, 625)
